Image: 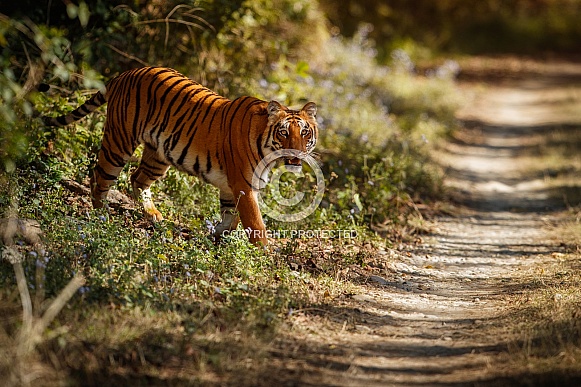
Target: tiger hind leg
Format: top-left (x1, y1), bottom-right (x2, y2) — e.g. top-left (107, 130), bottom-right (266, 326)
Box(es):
top-left (91, 132), bottom-right (135, 210)
top-left (213, 191), bottom-right (240, 240)
top-left (130, 145), bottom-right (170, 221)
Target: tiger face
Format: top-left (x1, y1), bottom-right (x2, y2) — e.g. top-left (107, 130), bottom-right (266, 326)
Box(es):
top-left (266, 101), bottom-right (318, 167)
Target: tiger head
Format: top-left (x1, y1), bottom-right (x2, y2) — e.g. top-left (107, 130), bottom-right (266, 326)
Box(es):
top-left (265, 100), bottom-right (318, 168)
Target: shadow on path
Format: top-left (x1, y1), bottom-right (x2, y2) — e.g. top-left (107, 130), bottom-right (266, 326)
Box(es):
top-left (257, 60), bottom-right (581, 387)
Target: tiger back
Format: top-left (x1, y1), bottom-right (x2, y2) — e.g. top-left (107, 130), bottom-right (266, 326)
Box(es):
top-left (42, 67), bottom-right (318, 245)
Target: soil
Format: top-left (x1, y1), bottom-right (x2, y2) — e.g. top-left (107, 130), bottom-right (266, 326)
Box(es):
top-left (259, 58), bottom-right (581, 386)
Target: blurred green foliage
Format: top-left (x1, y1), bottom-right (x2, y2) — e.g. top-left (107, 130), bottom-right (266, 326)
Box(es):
top-left (1, 0), bottom-right (325, 93)
top-left (320, 0), bottom-right (581, 60)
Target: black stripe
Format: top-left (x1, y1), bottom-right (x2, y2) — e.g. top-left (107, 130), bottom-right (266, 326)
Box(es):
top-left (256, 132), bottom-right (264, 160)
top-left (46, 90), bottom-right (107, 126)
top-left (171, 88), bottom-right (216, 145)
top-left (215, 150), bottom-right (223, 170)
top-left (175, 93), bottom-right (219, 165)
top-left (101, 146), bottom-right (126, 167)
top-left (95, 165), bottom-right (118, 181)
top-left (183, 92), bottom-right (216, 137)
top-left (131, 73), bottom-right (144, 140)
top-left (57, 117), bottom-right (69, 125)
top-left (240, 101), bottom-right (265, 168)
top-left (206, 151), bottom-right (212, 173)
top-left (155, 81), bottom-right (192, 140)
top-left (140, 158), bottom-right (166, 174)
top-left (225, 97), bottom-right (254, 168)
top-left (146, 73), bottom-right (177, 124)
top-left (139, 168), bottom-right (165, 180)
top-left (199, 95), bottom-right (222, 124)
top-left (220, 199), bottom-right (235, 207)
top-left (106, 122), bottom-right (133, 159)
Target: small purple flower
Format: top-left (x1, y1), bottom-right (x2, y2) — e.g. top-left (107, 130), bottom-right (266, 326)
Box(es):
top-left (78, 286), bottom-right (90, 294)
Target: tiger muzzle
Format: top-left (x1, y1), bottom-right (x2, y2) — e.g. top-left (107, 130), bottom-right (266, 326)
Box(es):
top-left (284, 157), bottom-right (302, 167)
top-left (284, 157), bottom-right (302, 173)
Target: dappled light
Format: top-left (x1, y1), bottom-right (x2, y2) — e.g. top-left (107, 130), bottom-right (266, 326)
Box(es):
top-left (1, 1), bottom-right (581, 386)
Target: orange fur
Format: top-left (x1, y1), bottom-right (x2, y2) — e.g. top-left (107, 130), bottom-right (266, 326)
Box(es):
top-left (43, 67), bottom-right (318, 245)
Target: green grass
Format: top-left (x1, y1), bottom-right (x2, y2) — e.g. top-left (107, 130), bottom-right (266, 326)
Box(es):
top-left (0, 160), bottom-right (373, 383)
top-left (0, 170), bottom-right (351, 383)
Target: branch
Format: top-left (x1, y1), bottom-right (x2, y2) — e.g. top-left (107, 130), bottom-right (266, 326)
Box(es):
top-left (32, 275), bottom-right (85, 341)
top-left (104, 43), bottom-right (149, 67)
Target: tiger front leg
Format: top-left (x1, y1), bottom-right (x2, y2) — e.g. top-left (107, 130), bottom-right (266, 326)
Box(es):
top-left (213, 192), bottom-right (241, 241)
top-left (232, 188), bottom-right (268, 246)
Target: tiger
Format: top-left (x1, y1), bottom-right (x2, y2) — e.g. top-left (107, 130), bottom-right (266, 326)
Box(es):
top-left (42, 66), bottom-right (318, 246)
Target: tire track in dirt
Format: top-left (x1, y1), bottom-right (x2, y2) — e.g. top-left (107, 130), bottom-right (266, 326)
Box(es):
top-left (263, 59), bottom-right (581, 386)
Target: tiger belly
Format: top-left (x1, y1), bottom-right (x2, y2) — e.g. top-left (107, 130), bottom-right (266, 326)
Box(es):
top-left (168, 149), bottom-right (231, 193)
top-left (203, 168), bottom-right (230, 194)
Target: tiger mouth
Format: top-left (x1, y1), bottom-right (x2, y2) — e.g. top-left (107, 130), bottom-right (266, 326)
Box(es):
top-left (284, 157), bottom-right (302, 167)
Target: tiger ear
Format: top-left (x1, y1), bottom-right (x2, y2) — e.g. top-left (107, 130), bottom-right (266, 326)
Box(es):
top-left (301, 102), bottom-right (317, 120)
top-left (267, 100), bottom-right (284, 117)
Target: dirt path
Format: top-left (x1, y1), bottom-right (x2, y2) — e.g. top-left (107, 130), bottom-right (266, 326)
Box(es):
top-left (264, 60), bottom-right (581, 386)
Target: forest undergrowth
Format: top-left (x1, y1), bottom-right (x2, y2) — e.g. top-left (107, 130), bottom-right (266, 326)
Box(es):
top-left (0, 1), bottom-right (464, 384)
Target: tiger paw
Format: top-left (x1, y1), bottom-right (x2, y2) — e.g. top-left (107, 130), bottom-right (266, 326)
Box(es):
top-left (144, 208), bottom-right (164, 222)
